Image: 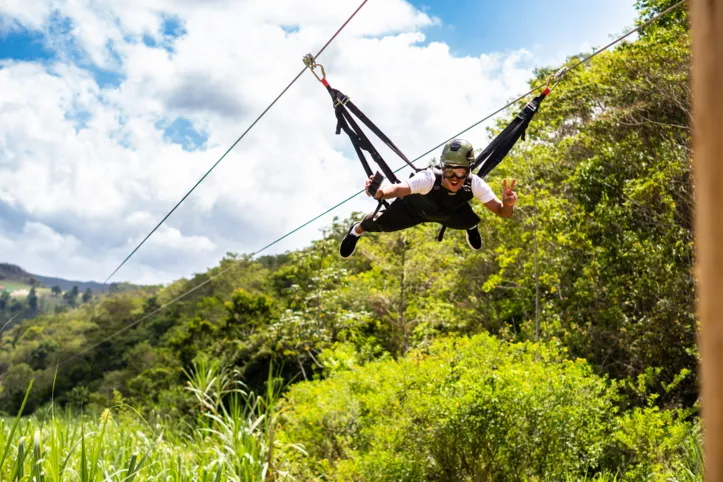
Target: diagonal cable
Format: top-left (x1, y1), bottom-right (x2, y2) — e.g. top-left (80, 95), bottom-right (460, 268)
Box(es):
top-left (62, 0), bottom-right (687, 366)
top-left (0, 313), bottom-right (21, 337)
top-left (102, 0), bottom-right (370, 285)
top-left (565, 0), bottom-right (687, 74)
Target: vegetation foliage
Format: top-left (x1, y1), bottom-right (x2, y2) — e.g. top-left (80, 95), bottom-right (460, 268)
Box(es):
top-left (0, 1), bottom-right (701, 479)
top-left (278, 335), bottom-right (700, 481)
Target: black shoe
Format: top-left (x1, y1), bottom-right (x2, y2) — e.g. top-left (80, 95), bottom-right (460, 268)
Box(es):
top-left (466, 226), bottom-right (482, 250)
top-left (340, 224), bottom-right (361, 258)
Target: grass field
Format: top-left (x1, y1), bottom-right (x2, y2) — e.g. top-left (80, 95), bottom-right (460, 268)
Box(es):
top-left (0, 282), bottom-right (68, 321)
top-left (0, 362), bottom-right (284, 481)
top-left (0, 281), bottom-right (34, 292)
top-left (1, 282), bottom-right (59, 302)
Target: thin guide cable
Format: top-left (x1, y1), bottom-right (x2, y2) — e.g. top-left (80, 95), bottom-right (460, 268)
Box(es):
top-left (102, 0), bottom-right (370, 286)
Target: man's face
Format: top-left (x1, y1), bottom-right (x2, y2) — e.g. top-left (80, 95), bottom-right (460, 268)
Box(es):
top-left (442, 166), bottom-right (469, 192)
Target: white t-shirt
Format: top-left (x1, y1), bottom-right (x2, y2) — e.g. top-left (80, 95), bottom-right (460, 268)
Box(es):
top-left (404, 169), bottom-right (497, 204)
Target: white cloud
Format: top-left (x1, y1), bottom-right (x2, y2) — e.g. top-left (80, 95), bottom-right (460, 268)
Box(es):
top-left (0, 0), bottom-right (540, 284)
top-left (0, 222), bottom-right (87, 278)
top-left (0, 0), bottom-right (53, 33)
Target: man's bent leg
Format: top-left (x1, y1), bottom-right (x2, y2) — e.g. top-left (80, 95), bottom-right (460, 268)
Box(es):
top-left (340, 199), bottom-right (424, 258)
top-left (443, 203), bottom-right (481, 230)
top-left (443, 204), bottom-right (482, 250)
top-left (359, 198), bottom-right (424, 233)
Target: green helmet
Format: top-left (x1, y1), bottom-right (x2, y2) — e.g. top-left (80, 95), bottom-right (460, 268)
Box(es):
top-left (441, 139), bottom-right (475, 168)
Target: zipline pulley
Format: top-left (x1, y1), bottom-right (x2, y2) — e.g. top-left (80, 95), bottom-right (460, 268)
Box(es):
top-left (545, 66), bottom-right (569, 93)
top-left (303, 54), bottom-right (328, 85)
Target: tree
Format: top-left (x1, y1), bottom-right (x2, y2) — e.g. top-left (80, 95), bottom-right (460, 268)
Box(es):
top-left (10, 299), bottom-right (24, 313)
top-left (468, 19), bottom-right (696, 406)
top-left (0, 363), bottom-right (36, 413)
top-left (27, 287), bottom-right (38, 313)
top-left (82, 288), bottom-right (93, 303)
top-left (64, 285), bottom-right (79, 307)
top-left (51, 285), bottom-right (62, 296)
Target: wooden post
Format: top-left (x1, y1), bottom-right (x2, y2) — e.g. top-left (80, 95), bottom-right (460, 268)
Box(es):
top-left (693, 0), bottom-right (723, 479)
top-left (532, 166), bottom-right (540, 341)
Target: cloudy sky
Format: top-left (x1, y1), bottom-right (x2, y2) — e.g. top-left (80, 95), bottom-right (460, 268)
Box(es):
top-left (1, 0), bottom-right (637, 285)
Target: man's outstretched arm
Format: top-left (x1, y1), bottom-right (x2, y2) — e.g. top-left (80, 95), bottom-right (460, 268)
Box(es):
top-left (366, 176), bottom-right (412, 200)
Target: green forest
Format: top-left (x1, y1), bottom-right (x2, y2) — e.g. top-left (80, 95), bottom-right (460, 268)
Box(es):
top-left (0, 1), bottom-right (702, 480)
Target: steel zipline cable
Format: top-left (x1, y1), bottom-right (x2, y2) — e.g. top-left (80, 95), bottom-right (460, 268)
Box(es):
top-left (60, 0), bottom-right (687, 366)
top-left (102, 0), bottom-right (371, 286)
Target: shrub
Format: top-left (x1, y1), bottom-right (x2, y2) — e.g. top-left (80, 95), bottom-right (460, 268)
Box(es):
top-left (279, 334), bottom-right (617, 481)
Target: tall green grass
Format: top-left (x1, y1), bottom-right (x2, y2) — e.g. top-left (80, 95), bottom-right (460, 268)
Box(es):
top-left (0, 361), bottom-right (302, 481)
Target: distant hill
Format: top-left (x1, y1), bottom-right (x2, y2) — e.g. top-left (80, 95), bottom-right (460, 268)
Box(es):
top-left (0, 263), bottom-right (38, 286)
top-left (32, 274), bottom-right (112, 294)
top-left (0, 263), bottom-right (146, 332)
top-left (0, 263), bottom-right (136, 294)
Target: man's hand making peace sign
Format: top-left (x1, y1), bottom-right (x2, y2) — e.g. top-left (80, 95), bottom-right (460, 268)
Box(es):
top-left (502, 178), bottom-right (518, 207)
top-left (482, 178), bottom-right (518, 218)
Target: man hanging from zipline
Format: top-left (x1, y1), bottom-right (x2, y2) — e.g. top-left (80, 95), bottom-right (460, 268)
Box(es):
top-left (339, 138), bottom-right (518, 258)
top-left (300, 55), bottom-right (544, 259)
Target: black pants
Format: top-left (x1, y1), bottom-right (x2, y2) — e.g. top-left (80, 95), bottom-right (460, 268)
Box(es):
top-left (360, 197), bottom-right (480, 233)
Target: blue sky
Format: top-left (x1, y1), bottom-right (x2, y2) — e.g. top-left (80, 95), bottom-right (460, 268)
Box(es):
top-left (408, 0), bottom-right (637, 58)
top-left (1, 28), bottom-right (54, 61)
top-left (0, 0), bottom-right (643, 283)
top-left (2, 1), bottom-right (638, 67)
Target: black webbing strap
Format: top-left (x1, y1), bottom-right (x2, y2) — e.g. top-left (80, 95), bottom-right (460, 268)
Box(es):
top-left (333, 110), bottom-right (391, 209)
top-left (342, 97), bottom-right (419, 173)
top-left (324, 85), bottom-right (420, 184)
top-left (333, 107), bottom-right (375, 178)
top-left (473, 93), bottom-right (547, 177)
top-left (335, 104), bottom-right (401, 184)
top-left (316, 77), bottom-right (545, 243)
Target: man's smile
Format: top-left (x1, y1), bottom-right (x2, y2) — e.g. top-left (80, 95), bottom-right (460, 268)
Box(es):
top-left (447, 178), bottom-right (463, 190)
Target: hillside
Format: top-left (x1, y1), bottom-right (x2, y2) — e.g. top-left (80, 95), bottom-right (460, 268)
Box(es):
top-left (32, 273), bottom-right (114, 294)
top-left (0, 263), bottom-right (145, 331)
top-left (0, 263), bottom-right (38, 287)
top-left (0, 263), bottom-right (147, 298)
top-left (0, 262), bottom-right (129, 294)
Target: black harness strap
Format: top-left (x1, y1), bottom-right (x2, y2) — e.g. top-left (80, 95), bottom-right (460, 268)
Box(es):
top-left (436, 94), bottom-right (547, 242)
top-left (473, 92), bottom-right (547, 177)
top-left (322, 84), bottom-right (420, 186)
top-left (438, 164), bottom-right (448, 241)
top-left (333, 109), bottom-right (391, 211)
top-left (341, 95), bottom-right (419, 173)
top-left (334, 101), bottom-right (401, 184)
top-left (332, 106), bottom-right (375, 178)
